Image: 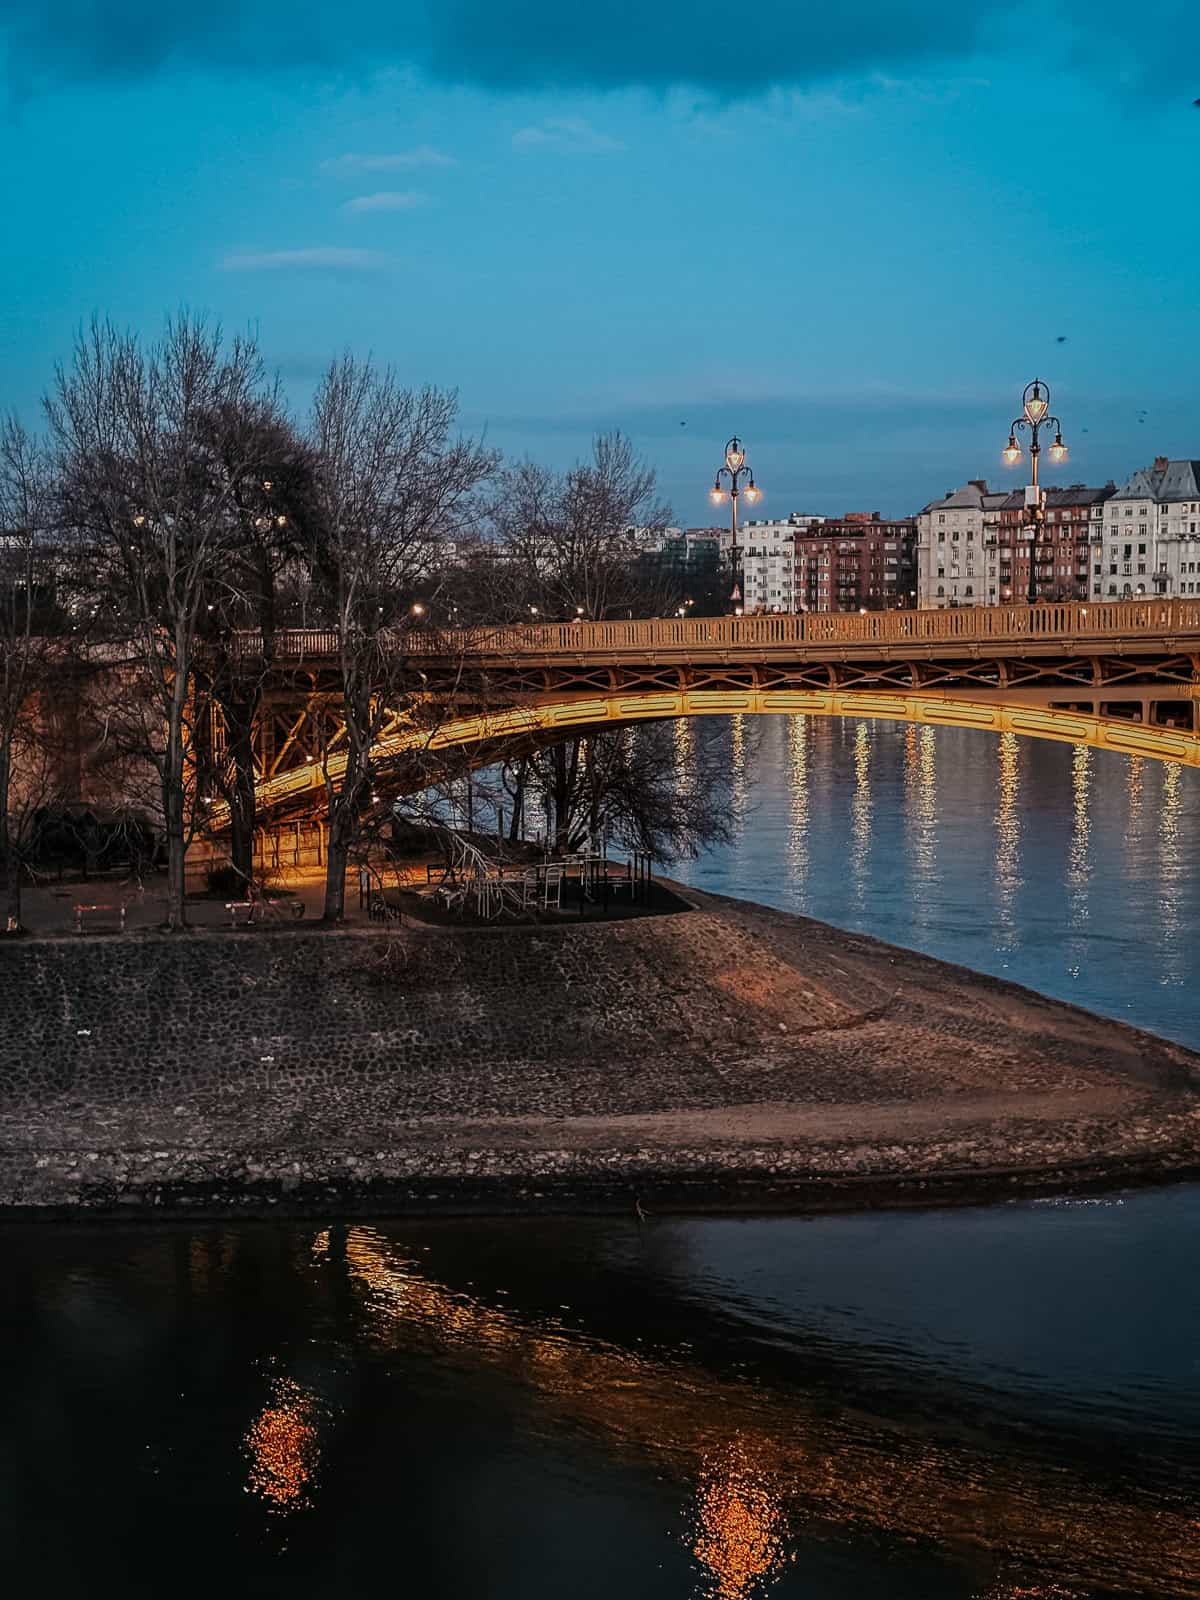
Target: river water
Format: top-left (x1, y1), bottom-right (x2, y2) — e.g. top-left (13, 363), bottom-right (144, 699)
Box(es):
top-left (3, 720), bottom-right (1199, 1599)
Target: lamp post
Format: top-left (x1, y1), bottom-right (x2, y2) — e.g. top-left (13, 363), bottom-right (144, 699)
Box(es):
top-left (709, 436), bottom-right (761, 613)
top-left (1002, 379), bottom-right (1068, 605)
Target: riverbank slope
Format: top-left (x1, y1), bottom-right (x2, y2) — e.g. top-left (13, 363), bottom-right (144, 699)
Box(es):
top-left (3, 885), bottom-right (1199, 1215)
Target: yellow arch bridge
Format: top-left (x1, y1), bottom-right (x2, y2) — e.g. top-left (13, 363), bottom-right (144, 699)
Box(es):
top-left (208, 598), bottom-right (1200, 830)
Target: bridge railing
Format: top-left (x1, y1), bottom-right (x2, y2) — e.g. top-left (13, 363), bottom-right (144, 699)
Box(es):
top-left (247, 599), bottom-right (1200, 663)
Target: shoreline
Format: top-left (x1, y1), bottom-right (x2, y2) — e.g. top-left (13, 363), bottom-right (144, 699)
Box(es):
top-left (3, 1147), bottom-right (1200, 1225)
top-left (3, 883), bottom-right (1199, 1221)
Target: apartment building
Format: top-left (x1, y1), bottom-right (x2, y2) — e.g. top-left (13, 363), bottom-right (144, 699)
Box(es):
top-left (1101, 458), bottom-right (1200, 598)
top-left (916, 482), bottom-right (1006, 608)
top-left (983, 485), bottom-right (1113, 604)
top-left (792, 514), bottom-right (917, 612)
top-left (737, 514), bottom-right (825, 613)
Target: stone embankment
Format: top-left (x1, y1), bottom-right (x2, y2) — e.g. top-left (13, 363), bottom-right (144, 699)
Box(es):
top-left (3, 886), bottom-right (1200, 1215)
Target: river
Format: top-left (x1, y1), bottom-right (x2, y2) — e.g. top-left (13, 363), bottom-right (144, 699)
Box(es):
top-left (2, 719), bottom-right (1198, 1598)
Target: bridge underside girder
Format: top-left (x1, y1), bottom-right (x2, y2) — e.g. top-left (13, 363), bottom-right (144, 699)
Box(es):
top-left (204, 675), bottom-right (1200, 833)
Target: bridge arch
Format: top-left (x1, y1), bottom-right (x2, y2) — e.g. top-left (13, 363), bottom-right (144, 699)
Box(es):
top-left (232, 688), bottom-right (1200, 828)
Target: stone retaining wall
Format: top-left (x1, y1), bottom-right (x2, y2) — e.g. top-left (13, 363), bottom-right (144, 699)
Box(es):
top-left (3, 894), bottom-right (1199, 1214)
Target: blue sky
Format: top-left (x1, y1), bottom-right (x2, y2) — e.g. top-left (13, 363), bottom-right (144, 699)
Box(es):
top-left (2, 1), bottom-right (1198, 519)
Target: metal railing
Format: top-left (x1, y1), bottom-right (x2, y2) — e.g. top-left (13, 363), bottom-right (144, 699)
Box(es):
top-left (244, 599), bottom-right (1200, 664)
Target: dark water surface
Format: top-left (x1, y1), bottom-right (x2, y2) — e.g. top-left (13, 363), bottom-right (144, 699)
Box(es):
top-left (4, 720), bottom-right (1200, 1598)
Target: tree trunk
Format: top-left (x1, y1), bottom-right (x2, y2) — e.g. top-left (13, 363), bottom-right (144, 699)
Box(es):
top-left (0, 752), bottom-right (19, 935)
top-left (323, 798), bottom-right (354, 922)
top-left (220, 691), bottom-right (258, 884)
top-left (507, 759), bottom-right (527, 843)
top-left (164, 695), bottom-right (188, 931)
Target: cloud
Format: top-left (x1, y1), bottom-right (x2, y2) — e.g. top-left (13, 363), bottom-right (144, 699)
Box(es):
top-left (319, 146), bottom-right (456, 175)
top-left (342, 190), bottom-right (427, 213)
top-left (3, 1), bottom-right (1198, 97)
top-left (220, 248), bottom-right (387, 271)
top-left (512, 117), bottom-right (625, 153)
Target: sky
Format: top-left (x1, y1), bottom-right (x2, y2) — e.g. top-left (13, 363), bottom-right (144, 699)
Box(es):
top-left (1, 1), bottom-right (1199, 521)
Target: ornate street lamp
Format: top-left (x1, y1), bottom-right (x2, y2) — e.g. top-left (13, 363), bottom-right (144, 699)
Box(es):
top-left (709, 435), bottom-right (761, 611)
top-left (1002, 378), bottom-right (1068, 604)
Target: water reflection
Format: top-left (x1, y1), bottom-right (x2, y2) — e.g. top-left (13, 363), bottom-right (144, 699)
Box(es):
top-left (849, 722), bottom-right (872, 912)
top-left (993, 732), bottom-right (1021, 953)
top-left (674, 718), bottom-right (1200, 1047)
top-left (1158, 761), bottom-right (1184, 986)
top-left (339, 1227), bottom-right (1200, 1599)
top-left (785, 716), bottom-right (808, 908)
top-left (905, 723), bottom-right (938, 929)
top-left (244, 1375), bottom-right (322, 1514)
top-left (1065, 745), bottom-right (1092, 980)
top-left (691, 1440), bottom-right (787, 1600)
top-left (729, 713), bottom-right (749, 829)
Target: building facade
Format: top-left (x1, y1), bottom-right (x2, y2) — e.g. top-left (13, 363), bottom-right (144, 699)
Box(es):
top-left (1101, 458), bottom-right (1200, 599)
top-left (792, 514), bottom-right (917, 612)
top-left (986, 485), bottom-right (1113, 604)
top-left (737, 514), bottom-right (825, 613)
top-left (738, 512), bottom-right (915, 613)
top-left (917, 482), bottom-right (1006, 609)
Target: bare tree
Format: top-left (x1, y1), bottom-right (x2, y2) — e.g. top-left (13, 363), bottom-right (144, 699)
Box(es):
top-left (46, 315), bottom-right (274, 929)
top-left (491, 430), bottom-right (676, 620)
top-left (306, 355), bottom-right (497, 922)
top-left (518, 719), bottom-right (739, 864)
top-left (193, 408), bottom-right (319, 885)
top-left (0, 416), bottom-right (54, 931)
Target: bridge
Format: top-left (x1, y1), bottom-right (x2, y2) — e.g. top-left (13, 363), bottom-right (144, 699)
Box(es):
top-left (211, 598), bottom-right (1200, 829)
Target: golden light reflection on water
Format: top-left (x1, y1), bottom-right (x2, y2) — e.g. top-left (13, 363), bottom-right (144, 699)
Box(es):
top-left (338, 1228), bottom-right (1200, 1599)
top-left (849, 722), bottom-right (872, 912)
top-left (729, 713), bottom-right (749, 829)
top-left (1157, 760), bottom-right (1184, 984)
top-left (993, 732), bottom-right (1021, 952)
top-left (905, 724), bottom-right (937, 927)
top-left (785, 716), bottom-right (808, 905)
top-left (244, 1376), bottom-right (322, 1515)
top-left (1065, 746), bottom-right (1092, 980)
top-left (692, 1440), bottom-right (788, 1599)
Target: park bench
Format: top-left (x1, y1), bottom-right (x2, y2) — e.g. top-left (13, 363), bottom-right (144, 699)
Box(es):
top-left (74, 903), bottom-right (127, 935)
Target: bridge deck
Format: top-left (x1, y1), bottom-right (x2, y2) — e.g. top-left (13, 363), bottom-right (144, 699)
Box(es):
top-left (249, 599), bottom-right (1200, 670)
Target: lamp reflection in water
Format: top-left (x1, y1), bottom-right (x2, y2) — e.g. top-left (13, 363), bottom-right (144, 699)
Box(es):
top-left (849, 722), bottom-right (872, 912)
top-left (1065, 744), bottom-right (1092, 982)
top-left (1157, 760), bottom-right (1184, 987)
top-left (691, 1439), bottom-right (789, 1600)
top-left (785, 716), bottom-right (809, 907)
top-left (905, 724), bottom-right (937, 930)
top-left (1125, 754), bottom-right (1144, 836)
top-left (993, 732), bottom-right (1021, 956)
top-left (244, 1375), bottom-right (323, 1514)
top-left (729, 713), bottom-right (749, 829)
